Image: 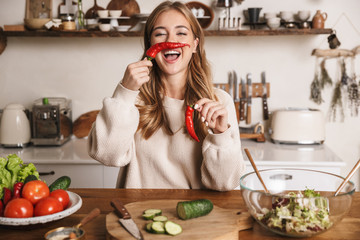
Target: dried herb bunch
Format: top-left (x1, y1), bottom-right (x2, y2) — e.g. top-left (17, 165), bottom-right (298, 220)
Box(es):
top-left (320, 58), bottom-right (333, 89)
top-left (329, 81), bottom-right (345, 122)
top-left (348, 76), bottom-right (359, 117)
top-left (310, 72), bottom-right (323, 104)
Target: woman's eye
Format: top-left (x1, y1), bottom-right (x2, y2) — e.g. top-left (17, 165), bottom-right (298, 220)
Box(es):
top-left (177, 32), bottom-right (187, 36)
top-left (154, 33), bottom-right (166, 37)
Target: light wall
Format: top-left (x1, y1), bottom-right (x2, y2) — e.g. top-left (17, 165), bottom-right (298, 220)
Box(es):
top-left (1, 0), bottom-right (359, 189)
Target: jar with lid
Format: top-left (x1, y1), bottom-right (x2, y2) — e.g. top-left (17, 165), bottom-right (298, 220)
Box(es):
top-left (61, 14), bottom-right (76, 31)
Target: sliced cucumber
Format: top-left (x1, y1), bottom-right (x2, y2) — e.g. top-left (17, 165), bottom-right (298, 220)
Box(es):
top-left (153, 215), bottom-right (168, 222)
top-left (177, 199), bottom-right (213, 220)
top-left (151, 221), bottom-right (165, 234)
top-left (142, 208), bottom-right (162, 220)
top-left (165, 221), bottom-right (182, 236)
top-left (142, 213), bottom-right (155, 220)
top-left (145, 222), bottom-right (153, 233)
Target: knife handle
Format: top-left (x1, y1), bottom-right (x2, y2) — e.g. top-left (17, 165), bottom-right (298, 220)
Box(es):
top-left (239, 100), bottom-right (245, 121)
top-left (111, 199), bottom-right (131, 219)
top-left (262, 97), bottom-right (269, 120)
top-left (246, 105), bottom-right (251, 124)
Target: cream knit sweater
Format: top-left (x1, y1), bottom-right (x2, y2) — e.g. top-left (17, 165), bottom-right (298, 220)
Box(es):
top-left (87, 83), bottom-right (245, 191)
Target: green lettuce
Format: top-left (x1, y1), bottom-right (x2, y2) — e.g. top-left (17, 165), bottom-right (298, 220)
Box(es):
top-left (0, 154), bottom-right (40, 199)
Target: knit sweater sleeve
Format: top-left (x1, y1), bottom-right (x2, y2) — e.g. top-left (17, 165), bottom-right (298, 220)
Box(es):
top-left (200, 89), bottom-right (246, 191)
top-left (87, 83), bottom-right (140, 167)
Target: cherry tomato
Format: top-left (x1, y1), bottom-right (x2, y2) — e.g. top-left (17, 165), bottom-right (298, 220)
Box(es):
top-left (22, 180), bottom-right (50, 205)
top-left (4, 198), bottom-right (34, 218)
top-left (50, 189), bottom-right (70, 209)
top-left (34, 197), bottom-right (63, 217)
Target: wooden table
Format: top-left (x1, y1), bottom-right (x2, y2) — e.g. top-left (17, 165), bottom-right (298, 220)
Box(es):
top-left (1, 189), bottom-right (359, 239)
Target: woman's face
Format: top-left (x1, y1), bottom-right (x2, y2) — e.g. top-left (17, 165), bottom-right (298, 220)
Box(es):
top-left (150, 9), bottom-right (198, 77)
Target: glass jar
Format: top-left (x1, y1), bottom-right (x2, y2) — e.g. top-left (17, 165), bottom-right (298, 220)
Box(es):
top-left (61, 14), bottom-right (76, 31)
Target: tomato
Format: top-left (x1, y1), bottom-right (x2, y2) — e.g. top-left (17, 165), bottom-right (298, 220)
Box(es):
top-left (34, 197), bottom-right (63, 217)
top-left (4, 198), bottom-right (33, 218)
top-left (22, 180), bottom-right (50, 205)
top-left (50, 189), bottom-right (70, 209)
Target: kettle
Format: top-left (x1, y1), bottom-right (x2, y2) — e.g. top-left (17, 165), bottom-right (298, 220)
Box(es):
top-left (0, 103), bottom-right (31, 147)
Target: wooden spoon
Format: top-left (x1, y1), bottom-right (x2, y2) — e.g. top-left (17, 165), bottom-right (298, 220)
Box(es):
top-left (334, 159), bottom-right (360, 196)
top-left (244, 148), bottom-right (269, 193)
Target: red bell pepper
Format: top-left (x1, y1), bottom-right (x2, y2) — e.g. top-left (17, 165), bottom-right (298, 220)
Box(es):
top-left (146, 42), bottom-right (190, 60)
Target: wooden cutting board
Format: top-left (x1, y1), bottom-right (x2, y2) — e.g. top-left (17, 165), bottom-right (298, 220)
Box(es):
top-left (106, 199), bottom-right (253, 240)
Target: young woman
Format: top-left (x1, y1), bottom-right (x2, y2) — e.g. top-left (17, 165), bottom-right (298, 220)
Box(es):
top-left (87, 1), bottom-right (245, 191)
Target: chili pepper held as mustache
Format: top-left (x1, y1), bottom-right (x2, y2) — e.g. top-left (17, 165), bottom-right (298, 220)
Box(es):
top-left (146, 42), bottom-right (190, 60)
top-left (185, 105), bottom-right (200, 142)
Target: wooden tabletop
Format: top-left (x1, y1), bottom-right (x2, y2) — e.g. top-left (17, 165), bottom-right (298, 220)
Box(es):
top-left (1, 189), bottom-right (359, 239)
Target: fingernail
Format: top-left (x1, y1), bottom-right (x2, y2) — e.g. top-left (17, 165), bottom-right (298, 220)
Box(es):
top-left (201, 116), bottom-right (205, 122)
top-left (205, 121), bottom-right (208, 127)
top-left (194, 104), bottom-right (198, 110)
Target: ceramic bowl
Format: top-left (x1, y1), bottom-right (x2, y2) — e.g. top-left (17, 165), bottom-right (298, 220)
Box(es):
top-left (24, 18), bottom-right (51, 30)
top-left (109, 10), bottom-right (122, 18)
top-left (97, 10), bottom-right (109, 18)
top-left (240, 168), bottom-right (355, 238)
top-left (99, 23), bottom-right (111, 32)
top-left (266, 17), bottom-right (281, 29)
top-left (280, 11), bottom-right (294, 22)
top-left (115, 25), bottom-right (131, 32)
top-left (298, 10), bottom-right (311, 22)
top-left (264, 12), bottom-right (277, 20)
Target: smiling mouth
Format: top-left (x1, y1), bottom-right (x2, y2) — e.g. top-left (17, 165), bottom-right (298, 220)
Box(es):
top-left (164, 50), bottom-right (180, 61)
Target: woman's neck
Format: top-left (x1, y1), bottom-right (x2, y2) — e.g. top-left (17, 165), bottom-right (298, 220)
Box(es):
top-left (161, 71), bottom-right (187, 100)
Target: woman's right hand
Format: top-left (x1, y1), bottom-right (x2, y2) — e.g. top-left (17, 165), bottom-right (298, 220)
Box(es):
top-left (121, 58), bottom-right (153, 91)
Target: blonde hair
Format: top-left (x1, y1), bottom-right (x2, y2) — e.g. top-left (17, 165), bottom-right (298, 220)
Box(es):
top-left (137, 1), bottom-right (216, 141)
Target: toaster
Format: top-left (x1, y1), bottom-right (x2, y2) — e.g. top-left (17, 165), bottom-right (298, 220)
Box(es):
top-left (270, 108), bottom-right (325, 144)
top-left (31, 97), bottom-right (72, 146)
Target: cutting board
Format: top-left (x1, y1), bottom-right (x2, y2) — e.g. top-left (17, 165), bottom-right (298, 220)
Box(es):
top-left (106, 199), bottom-right (253, 240)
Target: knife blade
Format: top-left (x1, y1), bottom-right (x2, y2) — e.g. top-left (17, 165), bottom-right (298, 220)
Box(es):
top-left (261, 71), bottom-right (269, 120)
top-left (111, 199), bottom-right (144, 240)
top-left (246, 73), bottom-right (252, 124)
top-left (228, 71), bottom-right (234, 98)
top-left (233, 70), bottom-right (240, 123)
top-left (239, 77), bottom-right (246, 121)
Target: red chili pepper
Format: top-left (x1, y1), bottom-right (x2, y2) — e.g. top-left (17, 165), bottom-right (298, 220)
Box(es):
top-left (3, 187), bottom-right (12, 206)
top-left (146, 42), bottom-right (190, 60)
top-left (12, 182), bottom-right (24, 199)
top-left (185, 105), bottom-right (200, 142)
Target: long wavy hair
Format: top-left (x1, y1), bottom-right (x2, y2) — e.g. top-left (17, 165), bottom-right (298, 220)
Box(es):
top-left (136, 1), bottom-right (216, 141)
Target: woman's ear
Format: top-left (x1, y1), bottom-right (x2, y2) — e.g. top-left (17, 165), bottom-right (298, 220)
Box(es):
top-left (193, 37), bottom-right (199, 53)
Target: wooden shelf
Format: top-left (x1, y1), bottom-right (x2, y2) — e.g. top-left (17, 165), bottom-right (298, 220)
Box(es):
top-left (0, 27), bottom-right (333, 54)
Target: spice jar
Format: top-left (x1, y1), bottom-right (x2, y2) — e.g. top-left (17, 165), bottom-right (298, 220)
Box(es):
top-left (312, 10), bottom-right (327, 29)
top-left (61, 14), bottom-right (76, 31)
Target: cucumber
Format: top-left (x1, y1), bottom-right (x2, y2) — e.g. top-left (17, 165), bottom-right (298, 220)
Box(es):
top-left (48, 176), bottom-right (71, 192)
top-left (165, 221), bottom-right (182, 236)
top-left (151, 221), bottom-right (165, 234)
top-left (153, 215), bottom-right (168, 222)
top-left (145, 222), bottom-right (153, 233)
top-left (176, 199), bottom-right (213, 220)
top-left (142, 209), bottom-right (162, 220)
top-left (24, 175), bottom-right (38, 184)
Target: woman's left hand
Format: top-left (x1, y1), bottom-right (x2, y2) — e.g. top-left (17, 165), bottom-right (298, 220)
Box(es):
top-left (194, 99), bottom-right (229, 134)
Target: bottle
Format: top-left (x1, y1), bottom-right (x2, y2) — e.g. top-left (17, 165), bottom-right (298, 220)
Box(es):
top-left (312, 10), bottom-right (327, 29)
top-left (75, 0), bottom-right (85, 30)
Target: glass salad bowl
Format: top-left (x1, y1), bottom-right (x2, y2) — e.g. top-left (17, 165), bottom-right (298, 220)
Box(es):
top-left (240, 168), bottom-right (355, 238)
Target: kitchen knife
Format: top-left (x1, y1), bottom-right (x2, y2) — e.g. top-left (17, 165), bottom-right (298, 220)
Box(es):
top-left (246, 73), bottom-right (252, 124)
top-left (261, 71), bottom-right (269, 120)
top-left (239, 77), bottom-right (246, 121)
top-left (233, 70), bottom-right (240, 123)
top-left (228, 71), bottom-right (234, 98)
top-left (111, 199), bottom-right (144, 240)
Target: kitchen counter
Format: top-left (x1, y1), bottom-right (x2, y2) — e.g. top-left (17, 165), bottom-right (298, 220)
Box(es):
top-left (1, 189), bottom-right (359, 239)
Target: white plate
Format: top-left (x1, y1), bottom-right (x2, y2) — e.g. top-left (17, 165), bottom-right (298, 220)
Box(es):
top-left (0, 191), bottom-right (82, 226)
top-left (98, 16), bottom-right (130, 20)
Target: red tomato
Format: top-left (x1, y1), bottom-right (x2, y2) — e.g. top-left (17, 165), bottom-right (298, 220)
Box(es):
top-left (4, 198), bottom-right (34, 218)
top-left (50, 190), bottom-right (70, 209)
top-left (34, 197), bottom-right (63, 217)
top-left (22, 180), bottom-right (50, 205)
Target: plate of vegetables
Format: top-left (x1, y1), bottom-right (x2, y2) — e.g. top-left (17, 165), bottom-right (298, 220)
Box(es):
top-left (0, 154), bottom-right (82, 226)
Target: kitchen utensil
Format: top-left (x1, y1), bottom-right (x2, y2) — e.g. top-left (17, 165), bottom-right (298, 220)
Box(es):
top-left (246, 73), bottom-right (252, 124)
top-left (240, 77), bottom-right (246, 121)
top-left (240, 168), bottom-right (355, 238)
top-left (240, 122), bottom-right (264, 134)
top-left (0, 103), bottom-right (31, 147)
top-left (73, 110), bottom-right (100, 138)
top-left (247, 8), bottom-right (262, 23)
top-left (270, 108), bottom-right (325, 144)
top-left (335, 159), bottom-right (360, 196)
top-left (106, 199), bottom-right (253, 240)
top-left (266, 17), bottom-right (281, 30)
top-left (85, 0), bottom-right (104, 19)
top-left (244, 148), bottom-right (269, 193)
top-left (233, 70), bottom-right (240, 122)
top-left (45, 208), bottom-right (100, 240)
top-left (111, 199), bottom-right (144, 240)
top-left (24, 18), bottom-right (51, 30)
top-left (185, 1), bottom-right (214, 29)
top-left (261, 72), bottom-right (269, 120)
top-left (228, 71), bottom-right (234, 98)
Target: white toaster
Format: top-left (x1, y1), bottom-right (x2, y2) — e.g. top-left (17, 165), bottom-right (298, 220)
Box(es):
top-left (270, 108), bottom-right (325, 144)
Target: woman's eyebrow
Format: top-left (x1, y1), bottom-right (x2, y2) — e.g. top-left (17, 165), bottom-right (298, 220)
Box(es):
top-left (153, 25), bottom-right (190, 31)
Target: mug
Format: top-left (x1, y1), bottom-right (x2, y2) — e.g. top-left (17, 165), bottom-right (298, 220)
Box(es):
top-left (248, 8), bottom-right (262, 23)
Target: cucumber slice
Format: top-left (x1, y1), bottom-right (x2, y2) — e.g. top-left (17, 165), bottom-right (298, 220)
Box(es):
top-left (165, 221), bottom-right (182, 236)
top-left (142, 213), bottom-right (155, 220)
top-left (144, 209), bottom-right (162, 215)
top-left (145, 222), bottom-right (153, 233)
top-left (151, 221), bottom-right (165, 234)
top-left (153, 215), bottom-right (168, 222)
top-left (177, 199), bottom-right (213, 220)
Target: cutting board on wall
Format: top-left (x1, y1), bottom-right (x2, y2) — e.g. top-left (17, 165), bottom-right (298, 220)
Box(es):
top-left (106, 199), bottom-right (253, 240)
top-left (106, 0), bottom-right (140, 16)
